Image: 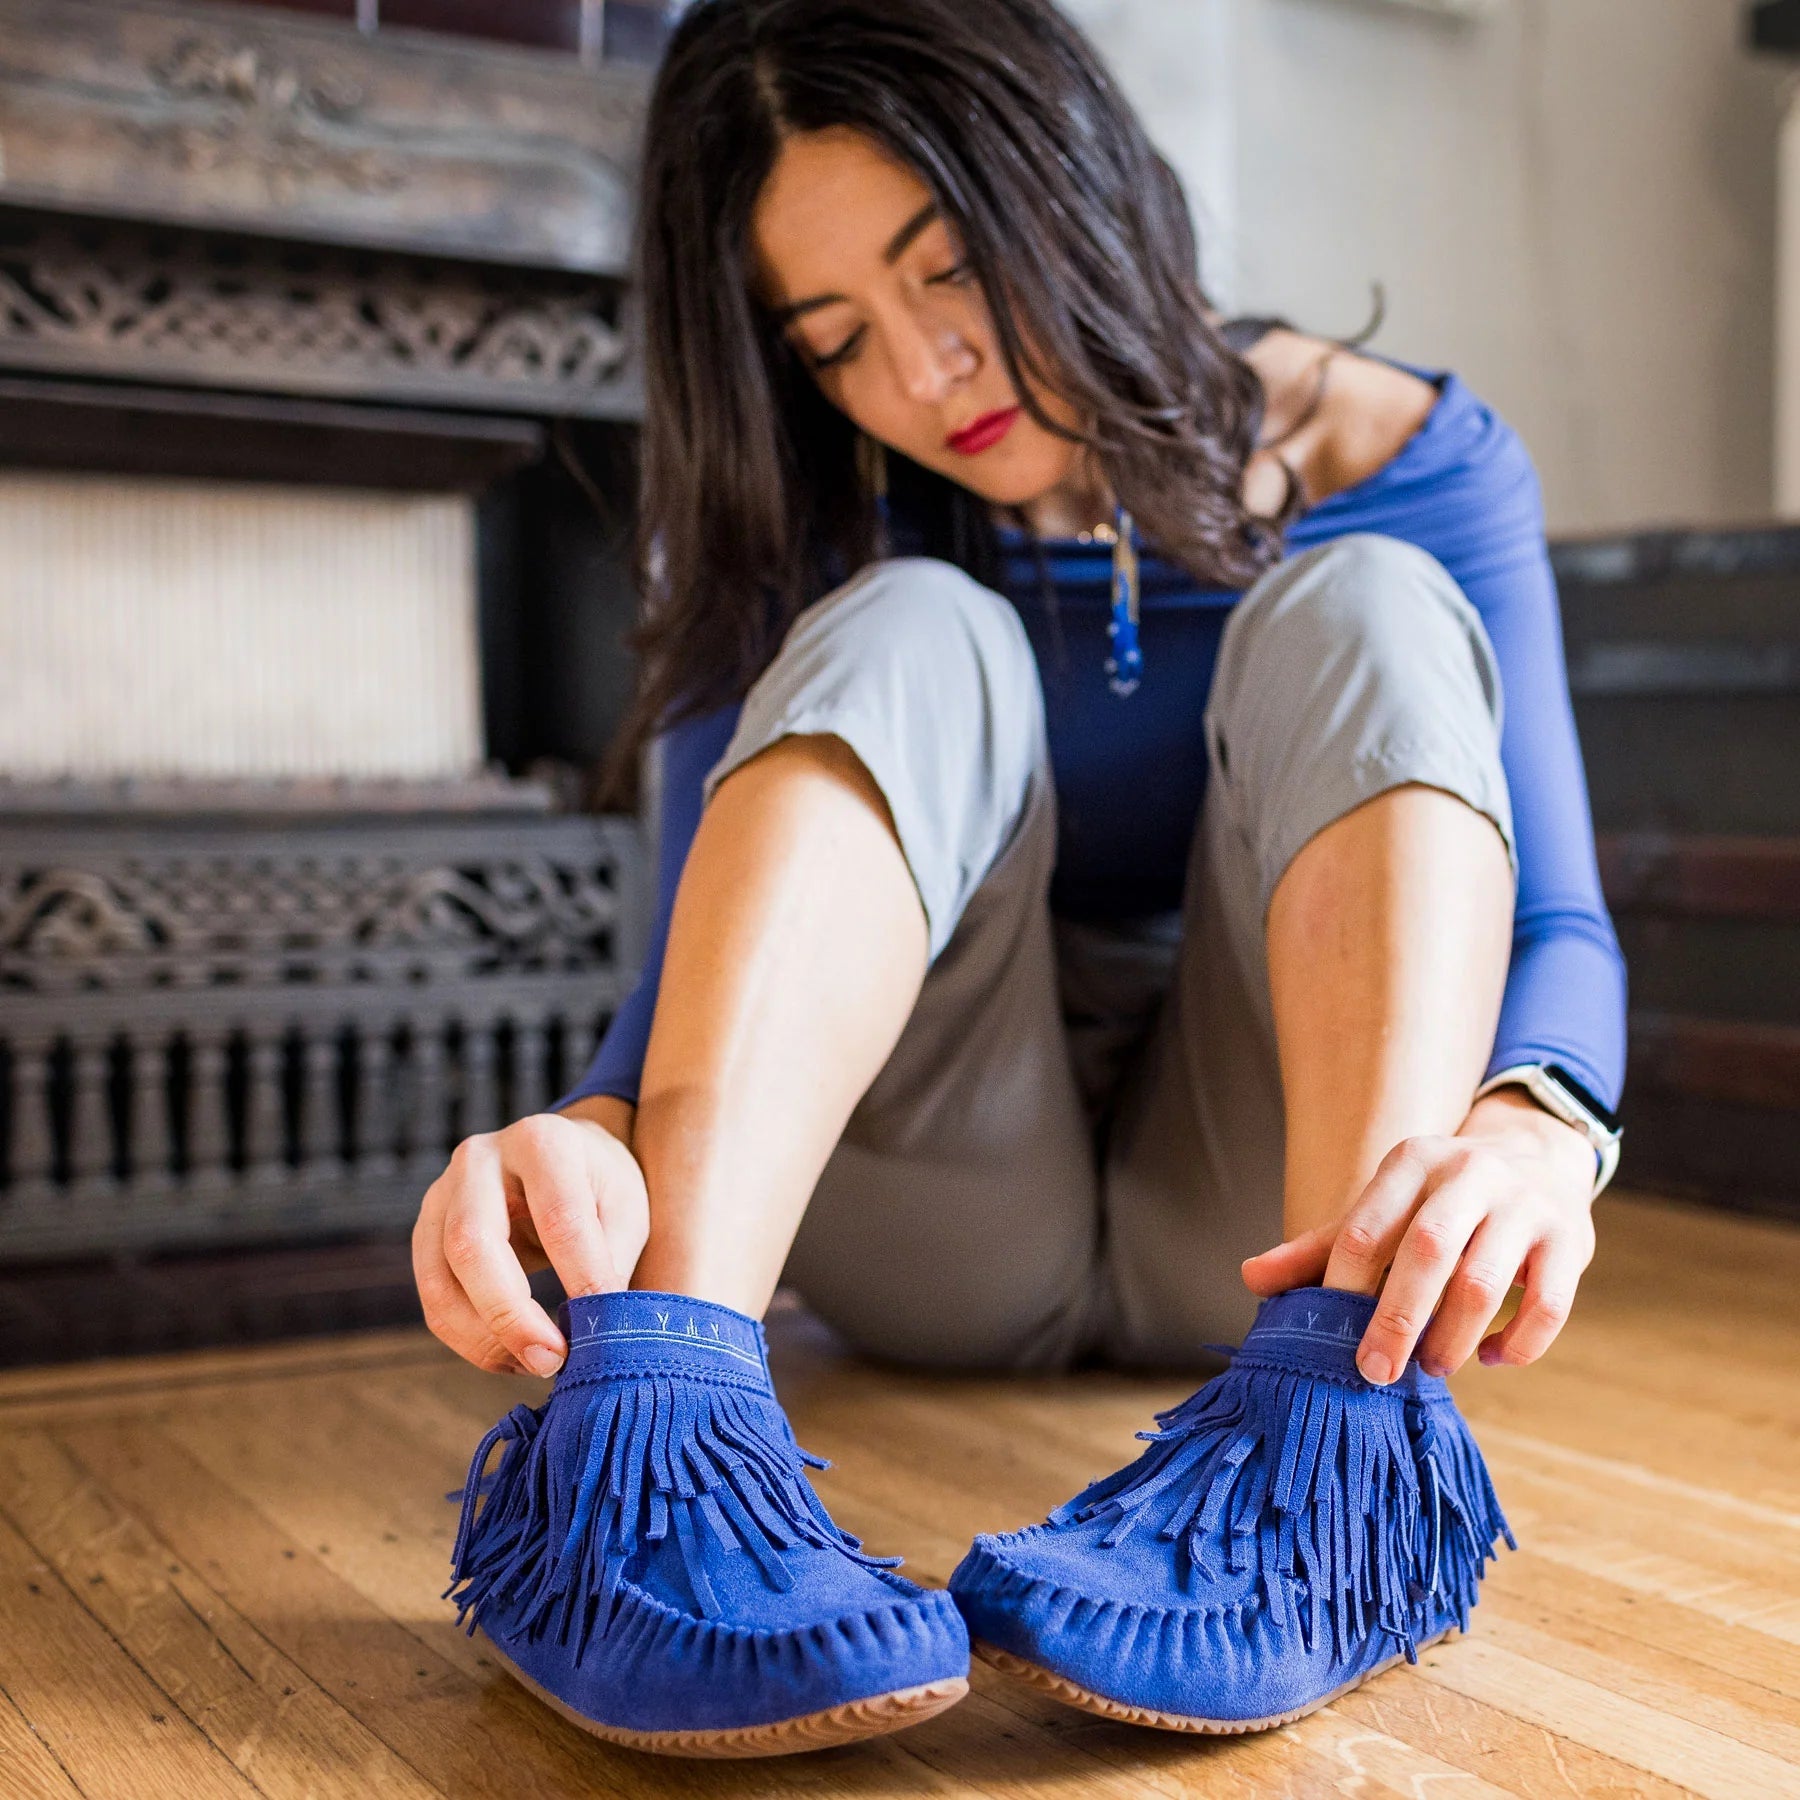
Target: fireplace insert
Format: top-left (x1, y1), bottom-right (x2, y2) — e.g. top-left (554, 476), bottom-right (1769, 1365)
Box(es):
top-left (0, 0), bottom-right (662, 1361)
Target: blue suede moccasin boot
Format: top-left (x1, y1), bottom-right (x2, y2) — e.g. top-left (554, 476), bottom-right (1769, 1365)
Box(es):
top-left (446, 1290), bottom-right (969, 1756)
top-left (949, 1285), bottom-right (1514, 1733)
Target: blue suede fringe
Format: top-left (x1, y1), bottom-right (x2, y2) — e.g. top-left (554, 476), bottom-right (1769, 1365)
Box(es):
top-left (444, 1297), bottom-right (900, 1668)
top-left (1044, 1288), bottom-right (1515, 1664)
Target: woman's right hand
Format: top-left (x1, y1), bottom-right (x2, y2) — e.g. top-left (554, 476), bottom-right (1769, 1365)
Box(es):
top-left (412, 1103), bottom-right (649, 1376)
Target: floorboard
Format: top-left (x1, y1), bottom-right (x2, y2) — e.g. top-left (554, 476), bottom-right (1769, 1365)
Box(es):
top-left (0, 1190), bottom-right (1796, 1797)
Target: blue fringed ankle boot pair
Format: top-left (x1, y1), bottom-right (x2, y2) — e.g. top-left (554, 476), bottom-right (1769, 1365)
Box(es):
top-left (446, 1285), bottom-right (1512, 1756)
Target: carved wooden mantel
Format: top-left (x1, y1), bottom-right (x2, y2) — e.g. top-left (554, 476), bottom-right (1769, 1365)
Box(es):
top-left (0, 0), bottom-right (650, 276)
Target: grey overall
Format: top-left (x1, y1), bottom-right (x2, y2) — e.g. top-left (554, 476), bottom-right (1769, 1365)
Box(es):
top-left (696, 534), bottom-right (1516, 1370)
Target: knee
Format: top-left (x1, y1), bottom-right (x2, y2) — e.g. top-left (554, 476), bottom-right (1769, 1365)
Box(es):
top-left (1205, 533), bottom-right (1516, 908)
top-left (1213, 534), bottom-right (1502, 735)
top-left (1206, 533), bottom-right (1508, 792)
top-left (706, 557), bottom-right (1048, 965)
top-left (748, 557), bottom-right (1044, 765)
top-left (815, 555), bottom-right (1040, 700)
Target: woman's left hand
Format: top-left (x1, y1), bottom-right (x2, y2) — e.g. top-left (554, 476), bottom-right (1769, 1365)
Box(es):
top-left (1240, 1088), bottom-right (1600, 1385)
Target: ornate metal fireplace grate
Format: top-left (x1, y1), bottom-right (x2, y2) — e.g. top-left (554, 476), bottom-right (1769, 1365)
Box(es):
top-left (0, 808), bottom-right (646, 1260)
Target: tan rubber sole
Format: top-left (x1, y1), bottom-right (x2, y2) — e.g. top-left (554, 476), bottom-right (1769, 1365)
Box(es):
top-left (974, 1628), bottom-right (1451, 1736)
top-left (491, 1642), bottom-right (968, 1758)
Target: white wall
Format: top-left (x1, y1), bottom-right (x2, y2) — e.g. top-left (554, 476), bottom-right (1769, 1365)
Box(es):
top-left (1065, 0), bottom-right (1789, 536)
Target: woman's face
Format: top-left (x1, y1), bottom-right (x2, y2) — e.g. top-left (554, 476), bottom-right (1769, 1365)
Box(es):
top-left (750, 127), bottom-right (1085, 508)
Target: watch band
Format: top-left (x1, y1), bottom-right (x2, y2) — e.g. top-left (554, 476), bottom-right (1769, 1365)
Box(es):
top-left (1473, 1063), bottom-right (1623, 1199)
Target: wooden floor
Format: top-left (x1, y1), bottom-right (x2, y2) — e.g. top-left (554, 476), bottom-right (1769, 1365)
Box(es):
top-left (2, 1192), bottom-right (1797, 1799)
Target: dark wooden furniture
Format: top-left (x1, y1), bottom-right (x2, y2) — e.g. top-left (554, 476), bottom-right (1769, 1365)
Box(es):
top-left (0, 0), bottom-right (648, 274)
top-left (1751, 0), bottom-right (1800, 54)
top-left (1557, 527), bottom-right (1800, 1218)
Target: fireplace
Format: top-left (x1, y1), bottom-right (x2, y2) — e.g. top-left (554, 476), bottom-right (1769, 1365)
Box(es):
top-left (0, 0), bottom-right (664, 1361)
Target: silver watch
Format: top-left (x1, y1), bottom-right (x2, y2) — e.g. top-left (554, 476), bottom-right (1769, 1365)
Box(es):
top-left (1472, 1062), bottom-right (1622, 1198)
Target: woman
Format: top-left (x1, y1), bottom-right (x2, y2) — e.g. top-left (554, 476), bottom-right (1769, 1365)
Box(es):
top-left (423, 0), bottom-right (1626, 1759)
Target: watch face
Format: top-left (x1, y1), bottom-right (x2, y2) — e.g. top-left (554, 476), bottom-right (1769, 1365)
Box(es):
top-left (1545, 1063), bottom-right (1620, 1133)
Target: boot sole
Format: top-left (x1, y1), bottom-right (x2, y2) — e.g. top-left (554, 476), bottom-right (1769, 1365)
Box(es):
top-left (493, 1645), bottom-right (968, 1758)
top-left (973, 1628), bottom-right (1451, 1735)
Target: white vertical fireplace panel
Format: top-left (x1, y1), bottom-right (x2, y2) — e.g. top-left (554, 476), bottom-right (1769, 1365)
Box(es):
top-left (0, 475), bottom-right (483, 780)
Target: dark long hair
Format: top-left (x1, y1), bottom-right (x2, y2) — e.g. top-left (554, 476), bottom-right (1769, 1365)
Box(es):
top-left (595, 0), bottom-right (1280, 808)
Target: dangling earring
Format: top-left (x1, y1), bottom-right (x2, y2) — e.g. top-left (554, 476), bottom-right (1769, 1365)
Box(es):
top-left (857, 433), bottom-right (890, 505)
top-left (1093, 504), bottom-right (1143, 697)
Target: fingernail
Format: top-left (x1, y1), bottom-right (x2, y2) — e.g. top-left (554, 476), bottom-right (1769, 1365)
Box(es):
top-left (522, 1345), bottom-right (562, 1378)
top-left (1359, 1350), bottom-right (1394, 1386)
top-left (1478, 1342), bottom-right (1502, 1367)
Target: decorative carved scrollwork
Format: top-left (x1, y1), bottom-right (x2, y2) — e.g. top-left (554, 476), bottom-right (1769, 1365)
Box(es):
top-left (0, 869), bottom-right (161, 972)
top-left (0, 810), bottom-right (648, 1259)
top-left (0, 215), bottom-right (634, 415)
top-left (140, 31), bottom-right (399, 199)
top-left (0, 818), bottom-right (636, 993)
top-left (153, 30), bottom-right (370, 119)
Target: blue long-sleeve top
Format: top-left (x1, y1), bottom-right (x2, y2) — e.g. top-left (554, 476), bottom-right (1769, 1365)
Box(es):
top-left (561, 364), bottom-right (1628, 1116)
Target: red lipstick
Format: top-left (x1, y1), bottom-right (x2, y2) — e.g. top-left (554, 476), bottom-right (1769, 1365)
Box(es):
top-left (946, 406), bottom-right (1021, 456)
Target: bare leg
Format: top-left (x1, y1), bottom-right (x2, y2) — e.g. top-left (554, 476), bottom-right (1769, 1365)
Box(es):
top-left (629, 732), bottom-right (929, 1313)
top-left (1266, 781), bottom-right (1513, 1238)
